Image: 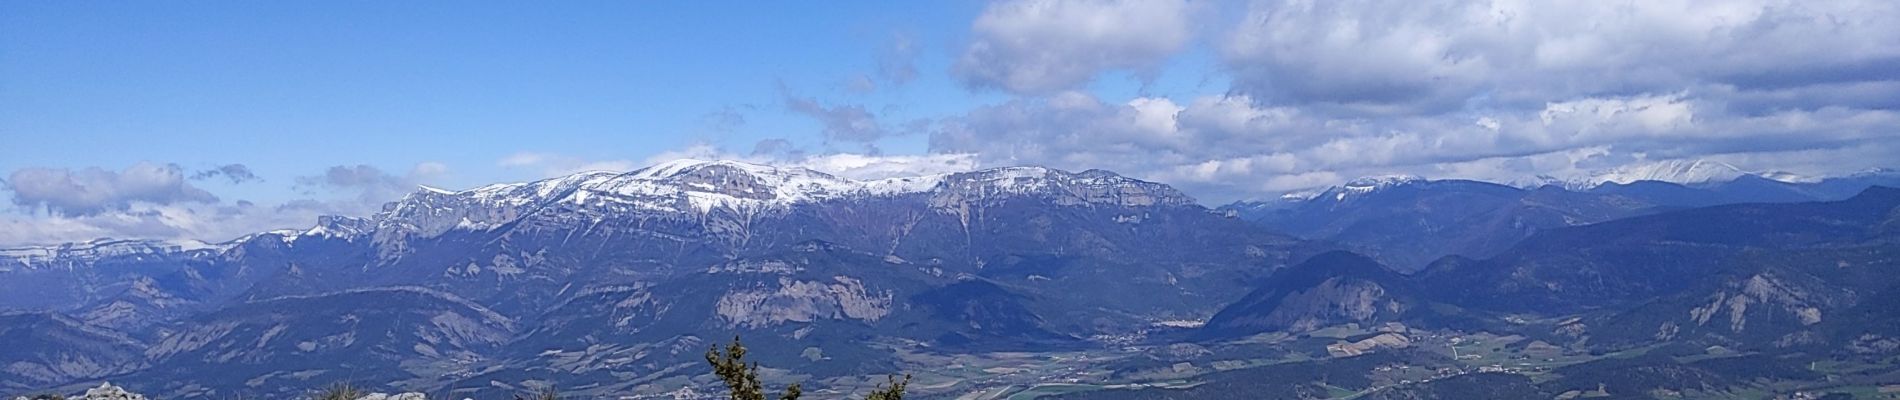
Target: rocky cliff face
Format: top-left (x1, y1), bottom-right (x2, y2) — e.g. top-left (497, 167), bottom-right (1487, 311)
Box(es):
top-left (713, 276), bottom-right (893, 329)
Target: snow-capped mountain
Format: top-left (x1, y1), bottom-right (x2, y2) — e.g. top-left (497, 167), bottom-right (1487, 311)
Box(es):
top-left (1274, 160), bottom-right (1831, 194)
top-left (363, 160), bottom-right (1193, 247)
top-left (3, 158), bottom-right (1899, 398)
top-left (1327, 174), bottom-right (1425, 201)
top-left (1513, 159), bottom-right (1818, 190)
top-left (0, 238), bottom-right (227, 272)
top-left (1249, 160), bottom-right (1770, 203)
top-left (2, 159), bottom-right (1203, 275)
top-left (1252, 159), bottom-right (1876, 203)
top-left (443, 160), bottom-right (1194, 213)
top-left (1216, 164), bottom-right (1899, 272)
top-left (368, 160), bottom-right (910, 242)
top-left (1756, 170), bottom-right (1820, 184)
top-left (0, 159), bottom-right (1282, 398)
top-left (1219, 175), bottom-right (1438, 222)
top-left (1264, 174), bottom-right (1426, 205)
top-left (1576, 159), bottom-right (1751, 187)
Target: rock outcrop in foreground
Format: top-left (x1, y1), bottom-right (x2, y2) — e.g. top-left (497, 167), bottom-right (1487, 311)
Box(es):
top-left (353, 393), bottom-right (428, 400)
top-left (11, 382), bottom-right (147, 400)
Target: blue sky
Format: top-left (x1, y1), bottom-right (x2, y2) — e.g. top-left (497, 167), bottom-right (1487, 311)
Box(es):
top-left (1, 1), bottom-right (1227, 198)
top-left (4, 0), bottom-right (1899, 245)
top-left (4, 2), bottom-right (984, 197)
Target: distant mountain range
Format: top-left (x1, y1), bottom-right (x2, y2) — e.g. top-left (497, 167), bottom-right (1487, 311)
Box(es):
top-left (1520, 159), bottom-right (1788, 189)
top-left (1138, 187), bottom-right (1900, 399)
top-left (1221, 163), bottom-right (1900, 271)
top-left (3, 159), bottom-right (1898, 399)
top-left (0, 160), bottom-right (1314, 398)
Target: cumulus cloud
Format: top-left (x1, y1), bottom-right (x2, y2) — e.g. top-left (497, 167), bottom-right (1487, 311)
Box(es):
top-left (0, 196), bottom-right (379, 247)
top-left (954, 0), bottom-right (1194, 94)
top-left (486, 0), bottom-right (1900, 204)
top-left (921, 0), bottom-right (1900, 201)
top-left (5, 162), bottom-right (219, 216)
top-left (1221, 0), bottom-right (1900, 114)
top-left (929, 88), bottom-right (1900, 201)
top-left (0, 162), bottom-right (442, 247)
top-left (190, 164), bottom-right (261, 184)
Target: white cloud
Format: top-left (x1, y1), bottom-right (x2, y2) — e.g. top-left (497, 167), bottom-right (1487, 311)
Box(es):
top-left (942, 0), bottom-right (1899, 201)
top-left (929, 88), bottom-right (1900, 201)
top-left (1126, 97), bottom-right (1185, 140)
top-left (0, 162), bottom-right (452, 247)
top-left (5, 162), bottom-right (218, 216)
top-left (1539, 93), bottom-right (1696, 142)
top-left (954, 0), bottom-right (1195, 94)
top-left (0, 199), bottom-right (376, 247)
top-left (1221, 0), bottom-right (1900, 114)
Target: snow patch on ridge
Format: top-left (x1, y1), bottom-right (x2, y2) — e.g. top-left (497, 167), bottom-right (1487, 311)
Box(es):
top-left (0, 238), bottom-right (228, 272)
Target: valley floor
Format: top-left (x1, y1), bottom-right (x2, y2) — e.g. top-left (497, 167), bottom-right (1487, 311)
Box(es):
top-left (851, 324), bottom-right (1900, 400)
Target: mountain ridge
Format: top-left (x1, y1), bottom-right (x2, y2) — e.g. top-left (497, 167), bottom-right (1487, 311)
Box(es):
top-left (0, 159), bottom-right (1310, 398)
top-left (4, 160), bottom-right (1899, 398)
